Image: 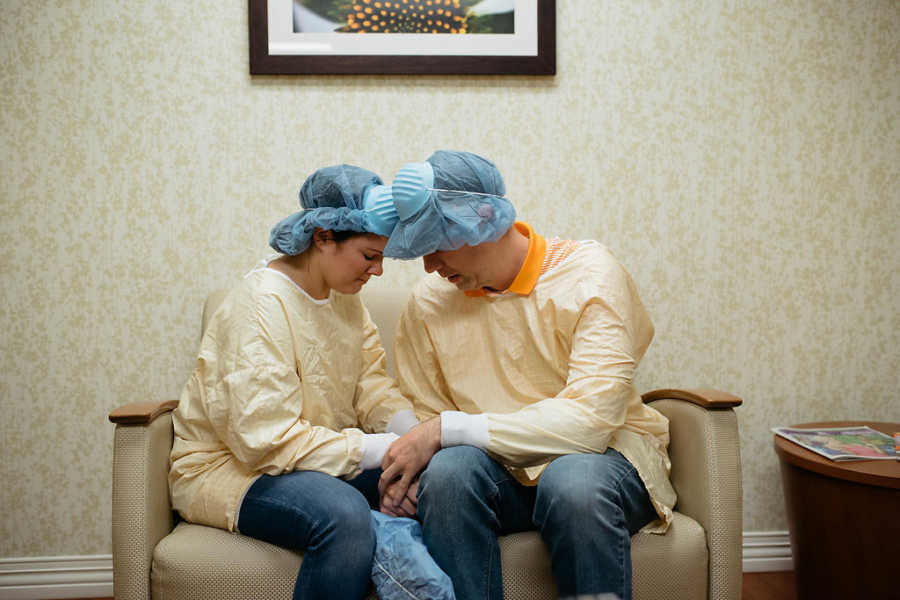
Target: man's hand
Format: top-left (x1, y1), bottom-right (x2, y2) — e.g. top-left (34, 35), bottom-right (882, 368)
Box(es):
top-left (379, 416), bottom-right (441, 514)
top-left (379, 479), bottom-right (418, 518)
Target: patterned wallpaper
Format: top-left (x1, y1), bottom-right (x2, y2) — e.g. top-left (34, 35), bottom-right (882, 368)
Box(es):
top-left (1, 1), bottom-right (897, 557)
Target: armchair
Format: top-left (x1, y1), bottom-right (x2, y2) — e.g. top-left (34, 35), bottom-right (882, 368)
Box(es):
top-left (109, 286), bottom-right (742, 600)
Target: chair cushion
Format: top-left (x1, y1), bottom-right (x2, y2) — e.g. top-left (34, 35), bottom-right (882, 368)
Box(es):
top-left (152, 522), bottom-right (300, 600)
top-left (499, 531), bottom-right (557, 599)
top-left (631, 512), bottom-right (708, 600)
top-left (497, 512), bottom-right (707, 600)
top-left (153, 513), bottom-right (706, 600)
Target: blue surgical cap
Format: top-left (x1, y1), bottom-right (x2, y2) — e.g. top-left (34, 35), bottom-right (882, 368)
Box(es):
top-left (383, 150), bottom-right (516, 259)
top-left (269, 164), bottom-right (398, 255)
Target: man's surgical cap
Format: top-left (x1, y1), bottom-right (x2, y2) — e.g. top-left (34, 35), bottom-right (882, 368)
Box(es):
top-left (383, 150), bottom-right (516, 259)
top-left (269, 164), bottom-right (398, 255)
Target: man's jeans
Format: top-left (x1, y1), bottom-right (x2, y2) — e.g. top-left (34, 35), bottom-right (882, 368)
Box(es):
top-left (238, 469), bottom-right (381, 600)
top-left (417, 446), bottom-right (657, 600)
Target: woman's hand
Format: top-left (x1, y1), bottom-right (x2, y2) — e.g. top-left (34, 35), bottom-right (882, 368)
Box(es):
top-left (378, 417), bottom-right (440, 514)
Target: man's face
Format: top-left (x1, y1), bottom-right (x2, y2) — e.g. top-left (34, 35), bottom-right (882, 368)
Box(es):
top-left (422, 244), bottom-right (489, 291)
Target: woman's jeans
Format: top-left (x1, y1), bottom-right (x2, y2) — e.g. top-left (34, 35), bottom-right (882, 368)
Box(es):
top-left (417, 446), bottom-right (658, 600)
top-left (238, 469), bottom-right (381, 600)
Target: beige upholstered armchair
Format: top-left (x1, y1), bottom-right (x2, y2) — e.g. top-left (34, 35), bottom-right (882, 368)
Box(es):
top-left (109, 286), bottom-right (743, 600)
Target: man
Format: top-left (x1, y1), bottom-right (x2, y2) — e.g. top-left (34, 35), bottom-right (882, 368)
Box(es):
top-left (379, 150), bottom-right (676, 600)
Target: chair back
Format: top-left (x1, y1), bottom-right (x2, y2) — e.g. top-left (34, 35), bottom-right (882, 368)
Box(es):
top-left (360, 284), bottom-right (410, 374)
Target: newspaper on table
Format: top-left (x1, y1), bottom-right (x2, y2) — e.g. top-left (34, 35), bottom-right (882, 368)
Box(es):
top-left (772, 425), bottom-right (897, 461)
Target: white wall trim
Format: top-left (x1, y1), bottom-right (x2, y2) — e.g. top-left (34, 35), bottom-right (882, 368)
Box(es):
top-left (0, 533), bottom-right (793, 598)
top-left (742, 530), bottom-right (794, 572)
top-left (0, 555), bottom-right (113, 600)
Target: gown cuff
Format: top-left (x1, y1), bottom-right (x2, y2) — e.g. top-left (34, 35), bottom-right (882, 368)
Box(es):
top-left (360, 432), bottom-right (399, 470)
top-left (385, 409), bottom-right (419, 435)
top-left (440, 411), bottom-right (489, 450)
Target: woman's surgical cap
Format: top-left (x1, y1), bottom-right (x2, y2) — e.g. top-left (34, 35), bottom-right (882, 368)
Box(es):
top-left (383, 150), bottom-right (516, 259)
top-left (269, 164), bottom-right (398, 255)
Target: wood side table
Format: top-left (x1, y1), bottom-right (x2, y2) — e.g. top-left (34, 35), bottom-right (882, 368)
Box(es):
top-left (774, 421), bottom-right (900, 600)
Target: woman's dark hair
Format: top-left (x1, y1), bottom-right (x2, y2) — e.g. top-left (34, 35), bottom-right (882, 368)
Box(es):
top-left (331, 230), bottom-right (369, 243)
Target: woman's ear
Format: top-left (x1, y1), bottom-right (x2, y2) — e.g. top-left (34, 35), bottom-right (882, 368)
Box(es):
top-left (311, 228), bottom-right (335, 251)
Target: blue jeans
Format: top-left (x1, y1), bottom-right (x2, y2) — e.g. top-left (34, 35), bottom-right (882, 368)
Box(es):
top-left (417, 447), bottom-right (657, 600)
top-left (238, 469), bottom-right (381, 600)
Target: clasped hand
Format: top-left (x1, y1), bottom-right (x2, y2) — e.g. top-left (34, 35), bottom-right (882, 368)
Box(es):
top-left (378, 416), bottom-right (441, 517)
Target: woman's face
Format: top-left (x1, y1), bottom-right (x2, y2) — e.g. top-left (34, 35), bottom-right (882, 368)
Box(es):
top-left (321, 233), bottom-right (387, 295)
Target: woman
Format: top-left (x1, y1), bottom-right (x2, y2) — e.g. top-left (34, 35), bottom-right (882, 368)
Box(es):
top-left (169, 165), bottom-right (420, 600)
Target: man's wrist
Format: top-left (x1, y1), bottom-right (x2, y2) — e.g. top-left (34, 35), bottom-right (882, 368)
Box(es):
top-left (422, 415), bottom-right (443, 453)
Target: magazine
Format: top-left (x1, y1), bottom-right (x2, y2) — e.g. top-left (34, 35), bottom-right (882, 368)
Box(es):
top-left (772, 425), bottom-right (898, 461)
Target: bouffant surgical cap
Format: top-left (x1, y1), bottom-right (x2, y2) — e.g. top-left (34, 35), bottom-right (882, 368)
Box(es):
top-left (269, 164), bottom-right (398, 255)
top-left (383, 150), bottom-right (516, 259)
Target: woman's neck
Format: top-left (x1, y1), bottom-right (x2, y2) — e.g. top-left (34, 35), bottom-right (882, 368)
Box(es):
top-left (268, 254), bottom-right (329, 300)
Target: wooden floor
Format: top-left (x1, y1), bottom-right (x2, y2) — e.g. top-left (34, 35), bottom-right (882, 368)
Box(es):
top-left (743, 570), bottom-right (797, 600)
top-left (62, 571), bottom-right (798, 600)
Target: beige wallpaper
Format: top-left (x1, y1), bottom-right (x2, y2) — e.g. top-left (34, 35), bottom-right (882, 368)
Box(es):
top-left (1, 1), bottom-right (898, 557)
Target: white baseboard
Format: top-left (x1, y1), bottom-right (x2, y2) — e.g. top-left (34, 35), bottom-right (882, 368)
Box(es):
top-left (742, 531), bottom-right (793, 572)
top-left (0, 555), bottom-right (113, 600)
top-left (0, 533), bottom-right (794, 598)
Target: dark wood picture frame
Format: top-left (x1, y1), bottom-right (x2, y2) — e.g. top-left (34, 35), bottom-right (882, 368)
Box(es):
top-left (248, 0), bottom-right (555, 75)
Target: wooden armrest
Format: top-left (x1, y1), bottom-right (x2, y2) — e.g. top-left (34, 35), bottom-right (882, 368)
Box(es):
top-left (642, 388), bottom-right (742, 409)
top-left (109, 400), bottom-right (179, 425)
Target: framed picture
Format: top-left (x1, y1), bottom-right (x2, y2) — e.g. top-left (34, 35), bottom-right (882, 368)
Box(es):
top-left (249, 0), bottom-right (555, 75)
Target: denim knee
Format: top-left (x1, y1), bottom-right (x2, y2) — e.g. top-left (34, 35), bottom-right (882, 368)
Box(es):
top-left (538, 484), bottom-right (617, 539)
top-left (421, 445), bottom-right (486, 487)
top-left (418, 446), bottom-right (496, 513)
top-left (533, 452), bottom-right (633, 536)
top-left (311, 491), bottom-right (375, 552)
